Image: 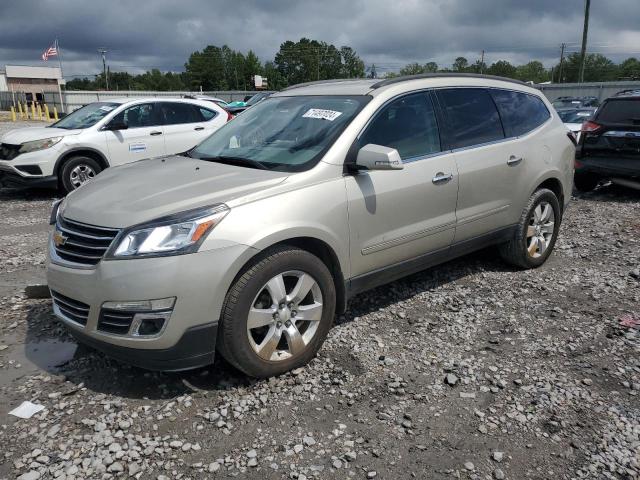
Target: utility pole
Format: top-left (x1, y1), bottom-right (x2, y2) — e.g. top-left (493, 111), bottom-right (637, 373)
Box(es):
top-left (558, 43), bottom-right (566, 83)
top-left (480, 50), bottom-right (485, 74)
top-left (98, 48), bottom-right (109, 90)
top-left (578, 0), bottom-right (591, 83)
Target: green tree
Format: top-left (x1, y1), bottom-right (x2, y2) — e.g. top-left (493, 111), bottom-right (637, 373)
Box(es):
top-left (185, 45), bottom-right (226, 90)
top-left (399, 62), bottom-right (438, 76)
top-left (514, 61), bottom-right (549, 83)
top-left (340, 46), bottom-right (365, 78)
top-left (452, 57), bottom-right (469, 72)
top-left (555, 53), bottom-right (617, 82)
top-left (487, 60), bottom-right (516, 78)
top-left (619, 57), bottom-right (640, 80)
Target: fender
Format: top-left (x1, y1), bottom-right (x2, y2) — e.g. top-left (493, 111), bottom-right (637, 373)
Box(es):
top-left (54, 147), bottom-right (111, 175)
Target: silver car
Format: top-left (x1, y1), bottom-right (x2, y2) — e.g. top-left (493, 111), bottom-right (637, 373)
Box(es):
top-left (46, 74), bottom-right (574, 377)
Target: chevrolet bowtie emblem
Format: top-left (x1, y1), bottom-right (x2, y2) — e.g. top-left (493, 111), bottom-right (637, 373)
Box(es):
top-left (53, 230), bottom-right (68, 247)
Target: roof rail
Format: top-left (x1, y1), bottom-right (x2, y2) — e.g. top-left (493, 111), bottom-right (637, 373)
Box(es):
top-left (371, 73), bottom-right (530, 89)
top-left (282, 78), bottom-right (375, 91)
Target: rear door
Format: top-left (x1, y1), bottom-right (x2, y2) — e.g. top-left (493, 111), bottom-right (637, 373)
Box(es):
top-left (345, 91), bottom-right (458, 279)
top-left (104, 102), bottom-right (165, 166)
top-left (436, 88), bottom-right (526, 242)
top-left (579, 97), bottom-right (640, 173)
top-left (160, 102), bottom-right (218, 154)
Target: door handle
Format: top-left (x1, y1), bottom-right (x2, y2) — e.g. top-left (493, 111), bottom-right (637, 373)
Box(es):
top-left (507, 155), bottom-right (523, 166)
top-left (432, 172), bottom-right (453, 184)
top-left (150, 131), bottom-right (162, 136)
top-left (194, 126), bottom-right (204, 131)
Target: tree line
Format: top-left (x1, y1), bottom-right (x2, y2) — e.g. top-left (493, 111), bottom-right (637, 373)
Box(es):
top-left (65, 38), bottom-right (640, 91)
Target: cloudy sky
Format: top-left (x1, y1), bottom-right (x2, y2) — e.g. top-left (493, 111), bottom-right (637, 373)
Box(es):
top-left (1, 0), bottom-right (638, 78)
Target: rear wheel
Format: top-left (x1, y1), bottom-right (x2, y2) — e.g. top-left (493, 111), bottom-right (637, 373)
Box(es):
top-left (60, 156), bottom-right (102, 193)
top-left (218, 246), bottom-right (336, 378)
top-left (574, 172), bottom-right (600, 192)
top-left (499, 188), bottom-right (561, 269)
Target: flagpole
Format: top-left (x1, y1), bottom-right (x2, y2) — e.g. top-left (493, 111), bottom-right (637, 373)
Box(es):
top-left (55, 39), bottom-right (66, 113)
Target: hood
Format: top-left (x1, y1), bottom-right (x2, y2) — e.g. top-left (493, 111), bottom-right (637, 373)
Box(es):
top-left (0, 127), bottom-right (82, 144)
top-left (63, 155), bottom-right (289, 227)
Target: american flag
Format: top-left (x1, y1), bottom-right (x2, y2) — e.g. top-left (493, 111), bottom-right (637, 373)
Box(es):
top-left (42, 40), bottom-right (58, 61)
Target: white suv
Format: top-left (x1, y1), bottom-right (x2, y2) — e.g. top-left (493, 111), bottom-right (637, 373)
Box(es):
top-left (0, 98), bottom-right (230, 192)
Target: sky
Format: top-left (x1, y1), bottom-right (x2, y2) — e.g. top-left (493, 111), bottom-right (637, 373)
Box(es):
top-left (0, 0), bottom-right (638, 78)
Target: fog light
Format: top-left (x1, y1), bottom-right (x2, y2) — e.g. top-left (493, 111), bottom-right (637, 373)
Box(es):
top-left (130, 311), bottom-right (172, 337)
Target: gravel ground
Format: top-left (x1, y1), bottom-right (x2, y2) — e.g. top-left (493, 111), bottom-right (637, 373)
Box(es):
top-left (0, 131), bottom-right (638, 479)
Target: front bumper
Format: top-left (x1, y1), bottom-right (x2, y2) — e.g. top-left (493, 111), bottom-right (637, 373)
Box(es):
top-left (47, 240), bottom-right (258, 370)
top-left (0, 168), bottom-right (57, 188)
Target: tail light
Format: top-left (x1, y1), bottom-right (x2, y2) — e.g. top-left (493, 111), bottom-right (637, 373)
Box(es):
top-left (581, 120), bottom-right (601, 133)
top-left (225, 110), bottom-right (234, 122)
top-left (567, 131), bottom-right (577, 146)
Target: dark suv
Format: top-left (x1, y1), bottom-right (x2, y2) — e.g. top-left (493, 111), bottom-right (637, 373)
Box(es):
top-left (575, 90), bottom-right (640, 191)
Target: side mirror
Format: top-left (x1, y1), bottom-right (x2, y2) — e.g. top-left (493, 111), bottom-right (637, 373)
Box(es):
top-left (104, 121), bottom-right (128, 131)
top-left (355, 144), bottom-right (404, 171)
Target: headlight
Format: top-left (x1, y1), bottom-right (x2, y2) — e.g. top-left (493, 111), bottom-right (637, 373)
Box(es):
top-left (19, 137), bottom-right (62, 154)
top-left (108, 204), bottom-right (229, 259)
top-left (49, 198), bottom-right (66, 225)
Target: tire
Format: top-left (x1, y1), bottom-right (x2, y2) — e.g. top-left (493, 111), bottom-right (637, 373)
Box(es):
top-left (60, 156), bottom-right (102, 193)
top-left (499, 188), bottom-right (561, 269)
top-left (218, 246), bottom-right (336, 378)
top-left (574, 172), bottom-right (600, 192)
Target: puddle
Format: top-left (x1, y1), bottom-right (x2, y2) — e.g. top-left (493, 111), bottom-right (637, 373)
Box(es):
top-left (25, 340), bottom-right (78, 370)
top-left (0, 338), bottom-right (78, 387)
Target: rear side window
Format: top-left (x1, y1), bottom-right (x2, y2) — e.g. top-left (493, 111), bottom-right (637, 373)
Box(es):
top-left (596, 99), bottom-right (640, 124)
top-left (199, 107), bottom-right (217, 121)
top-left (490, 89), bottom-right (550, 137)
top-left (437, 88), bottom-right (504, 149)
top-left (358, 92), bottom-right (441, 160)
top-left (161, 102), bottom-right (202, 125)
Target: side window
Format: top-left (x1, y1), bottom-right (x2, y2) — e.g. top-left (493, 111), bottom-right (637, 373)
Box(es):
top-left (161, 102), bottom-right (202, 125)
top-left (111, 103), bottom-right (159, 128)
top-left (199, 107), bottom-right (217, 121)
top-left (490, 89), bottom-right (550, 137)
top-left (358, 92), bottom-right (441, 160)
top-left (437, 88), bottom-right (504, 149)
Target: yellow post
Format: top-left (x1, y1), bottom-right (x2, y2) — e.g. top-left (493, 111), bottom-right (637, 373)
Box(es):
top-left (10, 106), bottom-right (16, 122)
top-left (44, 104), bottom-right (50, 120)
top-left (53, 107), bottom-right (59, 121)
top-left (17, 102), bottom-right (23, 119)
top-left (38, 104), bottom-right (44, 121)
top-left (31, 102), bottom-right (36, 120)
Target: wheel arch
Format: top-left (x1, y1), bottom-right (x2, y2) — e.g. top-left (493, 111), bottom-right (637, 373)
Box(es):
top-left (235, 235), bottom-right (348, 315)
top-left (532, 175), bottom-right (565, 214)
top-left (55, 148), bottom-right (110, 178)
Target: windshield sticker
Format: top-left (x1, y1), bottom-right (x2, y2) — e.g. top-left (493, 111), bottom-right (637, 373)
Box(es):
top-left (129, 143), bottom-right (147, 152)
top-left (99, 105), bottom-right (115, 112)
top-left (302, 108), bottom-right (343, 121)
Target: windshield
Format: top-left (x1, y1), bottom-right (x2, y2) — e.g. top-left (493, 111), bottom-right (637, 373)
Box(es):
top-left (189, 95), bottom-right (369, 172)
top-left (559, 110), bottom-right (594, 123)
top-left (51, 102), bottom-right (120, 129)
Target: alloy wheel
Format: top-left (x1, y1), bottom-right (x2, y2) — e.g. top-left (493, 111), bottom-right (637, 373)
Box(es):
top-left (246, 270), bottom-right (323, 362)
top-left (526, 201), bottom-right (555, 258)
top-left (69, 164), bottom-right (96, 188)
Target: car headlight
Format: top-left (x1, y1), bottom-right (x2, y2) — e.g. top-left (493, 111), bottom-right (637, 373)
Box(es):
top-left (49, 198), bottom-right (66, 225)
top-left (19, 137), bottom-right (62, 154)
top-left (108, 204), bottom-right (229, 259)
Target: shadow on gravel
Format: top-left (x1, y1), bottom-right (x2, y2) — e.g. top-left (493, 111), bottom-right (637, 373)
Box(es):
top-left (341, 247), bottom-right (514, 325)
top-left (573, 183), bottom-right (640, 204)
top-left (0, 187), bottom-right (58, 201)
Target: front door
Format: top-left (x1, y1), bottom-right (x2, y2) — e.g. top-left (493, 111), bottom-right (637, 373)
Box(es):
top-left (104, 102), bottom-right (165, 166)
top-left (345, 91), bottom-right (458, 280)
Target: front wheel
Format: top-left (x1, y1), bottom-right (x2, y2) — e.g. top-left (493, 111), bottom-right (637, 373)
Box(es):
top-left (218, 246), bottom-right (336, 378)
top-left (499, 188), bottom-right (561, 269)
top-left (60, 156), bottom-right (102, 193)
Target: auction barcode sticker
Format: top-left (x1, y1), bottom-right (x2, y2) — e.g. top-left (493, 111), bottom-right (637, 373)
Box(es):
top-left (302, 108), bottom-right (343, 121)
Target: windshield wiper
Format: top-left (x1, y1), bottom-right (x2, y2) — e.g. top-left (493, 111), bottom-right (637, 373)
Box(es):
top-left (197, 155), bottom-right (269, 170)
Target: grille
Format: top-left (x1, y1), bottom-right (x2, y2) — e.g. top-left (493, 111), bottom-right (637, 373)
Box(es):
top-left (54, 216), bottom-right (120, 266)
top-left (51, 290), bottom-right (90, 326)
top-left (0, 143), bottom-right (21, 161)
top-left (98, 309), bottom-right (135, 335)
